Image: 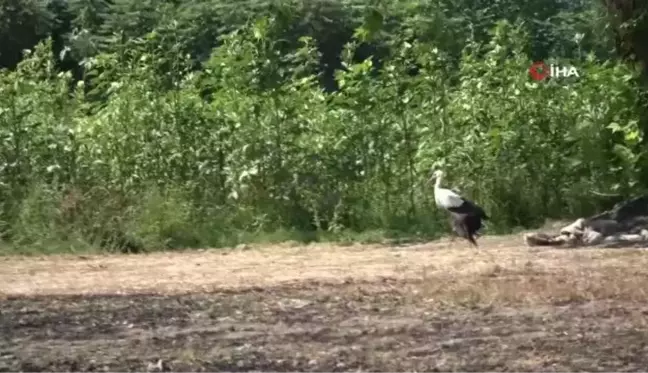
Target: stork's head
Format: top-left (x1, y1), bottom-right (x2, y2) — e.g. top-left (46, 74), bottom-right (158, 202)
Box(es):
top-left (429, 169), bottom-right (444, 182)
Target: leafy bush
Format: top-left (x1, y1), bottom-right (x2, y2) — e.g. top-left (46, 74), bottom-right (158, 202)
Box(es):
top-left (0, 9), bottom-right (645, 253)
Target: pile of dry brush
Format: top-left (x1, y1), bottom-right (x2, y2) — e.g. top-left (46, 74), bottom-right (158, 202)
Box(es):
top-left (524, 196), bottom-right (648, 248)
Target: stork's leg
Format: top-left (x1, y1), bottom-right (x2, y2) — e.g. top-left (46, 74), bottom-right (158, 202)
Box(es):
top-left (439, 233), bottom-right (452, 250)
top-left (446, 218), bottom-right (459, 249)
top-left (446, 216), bottom-right (457, 250)
top-left (467, 235), bottom-right (478, 248)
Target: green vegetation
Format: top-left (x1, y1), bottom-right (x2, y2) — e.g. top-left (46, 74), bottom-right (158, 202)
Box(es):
top-left (1, 0), bottom-right (647, 254)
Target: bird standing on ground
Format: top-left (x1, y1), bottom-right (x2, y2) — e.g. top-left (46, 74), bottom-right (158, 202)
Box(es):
top-left (429, 169), bottom-right (489, 247)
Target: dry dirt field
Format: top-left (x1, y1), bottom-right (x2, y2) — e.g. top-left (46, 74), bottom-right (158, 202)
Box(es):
top-left (3, 234), bottom-right (648, 371)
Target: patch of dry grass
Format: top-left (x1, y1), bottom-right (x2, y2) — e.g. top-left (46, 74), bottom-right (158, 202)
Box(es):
top-left (2, 234), bottom-right (648, 308)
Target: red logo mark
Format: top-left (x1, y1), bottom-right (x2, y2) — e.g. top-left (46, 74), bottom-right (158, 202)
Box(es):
top-left (529, 61), bottom-right (549, 81)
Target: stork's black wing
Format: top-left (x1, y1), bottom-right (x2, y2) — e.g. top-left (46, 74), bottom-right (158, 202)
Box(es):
top-left (447, 198), bottom-right (489, 220)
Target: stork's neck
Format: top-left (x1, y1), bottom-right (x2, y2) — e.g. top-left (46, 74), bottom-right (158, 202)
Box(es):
top-left (435, 175), bottom-right (443, 189)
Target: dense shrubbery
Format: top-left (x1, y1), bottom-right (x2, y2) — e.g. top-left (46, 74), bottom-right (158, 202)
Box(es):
top-left (1, 0), bottom-right (647, 253)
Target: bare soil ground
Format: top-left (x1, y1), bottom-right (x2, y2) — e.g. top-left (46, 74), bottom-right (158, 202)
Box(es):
top-left (3, 235), bottom-right (648, 371)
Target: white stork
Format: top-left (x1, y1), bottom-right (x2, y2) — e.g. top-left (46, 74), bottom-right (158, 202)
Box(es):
top-left (429, 169), bottom-right (489, 247)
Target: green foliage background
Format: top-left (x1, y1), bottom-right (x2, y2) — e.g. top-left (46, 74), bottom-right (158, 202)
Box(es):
top-left (1, 0), bottom-right (647, 253)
